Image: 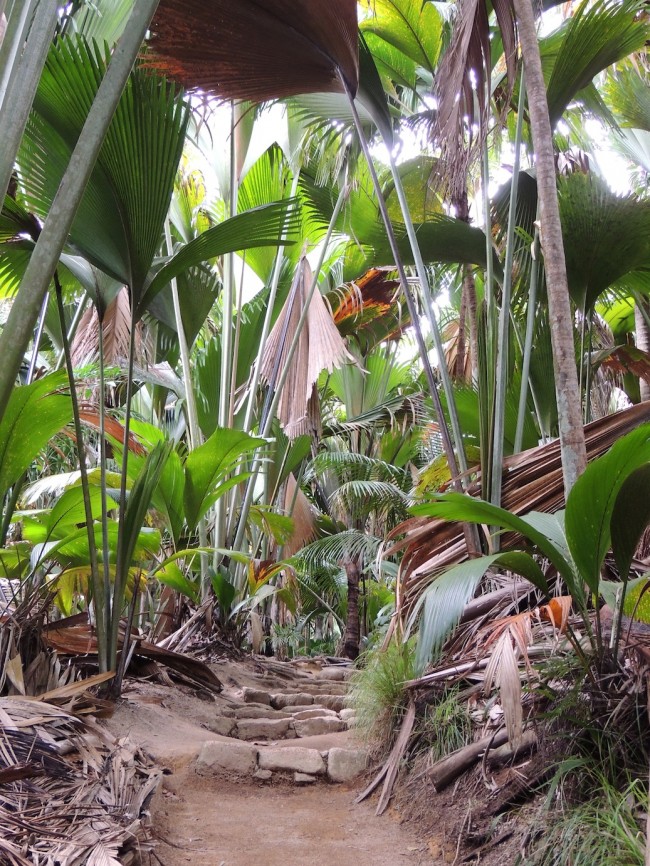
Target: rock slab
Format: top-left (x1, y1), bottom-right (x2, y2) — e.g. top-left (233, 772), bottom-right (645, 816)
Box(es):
top-left (258, 746), bottom-right (326, 775)
top-left (327, 748), bottom-right (368, 782)
top-left (196, 740), bottom-right (258, 775)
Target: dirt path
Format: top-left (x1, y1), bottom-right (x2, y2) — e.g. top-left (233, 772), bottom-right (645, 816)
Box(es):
top-left (105, 660), bottom-right (438, 866)
top-left (152, 767), bottom-right (434, 866)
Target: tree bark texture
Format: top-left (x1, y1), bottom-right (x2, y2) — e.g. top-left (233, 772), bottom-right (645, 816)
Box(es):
top-left (512, 0), bottom-right (587, 493)
top-left (342, 557), bottom-right (360, 660)
top-left (635, 298), bottom-right (650, 402)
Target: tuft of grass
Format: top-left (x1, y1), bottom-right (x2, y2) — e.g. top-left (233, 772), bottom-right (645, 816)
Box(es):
top-left (347, 639), bottom-right (416, 754)
top-left (521, 767), bottom-right (647, 866)
top-left (419, 688), bottom-right (473, 762)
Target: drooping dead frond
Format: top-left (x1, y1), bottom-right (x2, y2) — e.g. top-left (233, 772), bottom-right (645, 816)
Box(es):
top-left (71, 287), bottom-right (145, 370)
top-left (433, 0), bottom-right (518, 197)
top-left (260, 258), bottom-right (357, 438)
top-left (147, 0), bottom-right (359, 102)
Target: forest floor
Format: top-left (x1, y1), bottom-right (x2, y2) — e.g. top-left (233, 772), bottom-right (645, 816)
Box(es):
top-left (104, 656), bottom-right (441, 866)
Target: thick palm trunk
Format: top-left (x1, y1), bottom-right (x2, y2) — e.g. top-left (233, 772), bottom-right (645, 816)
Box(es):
top-left (513, 0), bottom-right (587, 493)
top-left (342, 557), bottom-right (360, 660)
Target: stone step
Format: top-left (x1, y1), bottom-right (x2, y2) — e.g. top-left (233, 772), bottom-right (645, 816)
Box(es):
top-left (196, 739), bottom-right (368, 785)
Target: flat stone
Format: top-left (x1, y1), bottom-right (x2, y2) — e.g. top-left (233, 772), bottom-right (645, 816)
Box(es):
top-left (196, 740), bottom-right (257, 775)
top-left (317, 665), bottom-right (351, 681)
top-left (241, 687), bottom-right (271, 705)
top-left (294, 772), bottom-right (317, 785)
top-left (270, 692), bottom-right (314, 709)
top-left (253, 769), bottom-right (273, 781)
top-left (292, 708), bottom-right (338, 720)
top-left (258, 746), bottom-right (326, 775)
top-left (327, 748), bottom-right (368, 782)
top-left (339, 708), bottom-right (356, 722)
top-left (294, 716), bottom-right (347, 738)
top-left (234, 706), bottom-right (289, 720)
top-left (236, 718), bottom-right (292, 740)
top-left (320, 695), bottom-right (345, 712)
top-left (204, 716), bottom-right (236, 737)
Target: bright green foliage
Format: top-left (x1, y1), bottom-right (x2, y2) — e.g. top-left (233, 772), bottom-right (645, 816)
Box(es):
top-left (0, 372), bottom-right (71, 500)
top-left (183, 428), bottom-right (266, 531)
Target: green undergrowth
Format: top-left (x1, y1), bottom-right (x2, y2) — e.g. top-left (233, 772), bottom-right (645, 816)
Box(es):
top-left (347, 639), bottom-right (416, 754)
top-left (520, 765), bottom-right (647, 866)
top-left (417, 687), bottom-right (473, 762)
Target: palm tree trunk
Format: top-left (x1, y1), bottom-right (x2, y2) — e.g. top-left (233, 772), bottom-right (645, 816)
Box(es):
top-left (513, 0), bottom-right (587, 493)
top-left (342, 557), bottom-right (360, 660)
top-left (635, 297), bottom-right (650, 402)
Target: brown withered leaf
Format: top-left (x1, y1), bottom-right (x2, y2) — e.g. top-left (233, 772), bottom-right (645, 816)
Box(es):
top-left (147, 0), bottom-right (359, 102)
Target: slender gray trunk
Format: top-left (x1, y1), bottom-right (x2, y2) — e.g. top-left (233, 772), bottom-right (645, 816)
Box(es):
top-left (635, 298), bottom-right (650, 403)
top-left (513, 0), bottom-right (587, 493)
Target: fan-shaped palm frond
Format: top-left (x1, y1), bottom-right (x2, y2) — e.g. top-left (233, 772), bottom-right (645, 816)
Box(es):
top-left (543, 0), bottom-right (648, 126)
top-left (330, 479), bottom-right (411, 521)
top-left (17, 36), bottom-right (189, 307)
top-left (558, 171), bottom-right (650, 312)
top-left (308, 450), bottom-right (410, 487)
top-left (147, 0), bottom-right (359, 102)
top-left (293, 528), bottom-right (383, 571)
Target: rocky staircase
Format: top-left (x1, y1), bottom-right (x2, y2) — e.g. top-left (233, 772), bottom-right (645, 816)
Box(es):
top-left (195, 661), bottom-right (369, 786)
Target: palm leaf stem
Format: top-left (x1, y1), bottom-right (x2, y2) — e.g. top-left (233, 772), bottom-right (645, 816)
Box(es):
top-left (387, 150), bottom-right (469, 481)
top-left (514, 226), bottom-right (541, 452)
top-left (26, 292), bottom-right (48, 383)
top-left (0, 0), bottom-right (37, 108)
top-left (214, 102), bottom-right (240, 558)
top-left (165, 221), bottom-right (209, 591)
top-left (108, 302), bottom-right (137, 669)
top-left (491, 72), bottom-right (526, 526)
top-left (242, 170), bottom-right (301, 433)
top-left (55, 293), bottom-right (90, 370)
top-left (97, 319), bottom-right (111, 662)
top-left (0, 0), bottom-right (160, 424)
top-left (0, 0), bottom-right (56, 203)
top-left (584, 315), bottom-right (593, 424)
top-left (231, 184), bottom-right (349, 567)
top-left (480, 132), bottom-right (497, 503)
top-left (54, 270), bottom-right (107, 671)
top-left (341, 75), bottom-right (479, 556)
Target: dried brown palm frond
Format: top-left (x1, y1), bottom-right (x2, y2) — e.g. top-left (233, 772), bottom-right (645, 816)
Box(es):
top-left (70, 288), bottom-right (152, 398)
top-left (432, 0), bottom-right (518, 197)
top-left (147, 0), bottom-right (359, 102)
top-left (282, 472), bottom-right (317, 558)
top-left (0, 697), bottom-right (159, 866)
top-left (328, 267), bottom-right (407, 348)
top-left (390, 401), bottom-right (650, 621)
top-left (259, 258), bottom-right (357, 438)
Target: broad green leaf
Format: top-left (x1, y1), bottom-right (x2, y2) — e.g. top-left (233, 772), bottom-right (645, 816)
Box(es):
top-left (47, 485), bottom-right (117, 537)
top-left (565, 424), bottom-right (650, 593)
top-left (0, 372), bottom-right (71, 499)
top-left (600, 575), bottom-right (650, 624)
top-left (155, 562), bottom-right (199, 605)
top-left (140, 201), bottom-right (300, 314)
top-left (0, 543), bottom-right (32, 580)
top-left (33, 523), bottom-right (160, 569)
top-left (212, 570), bottom-right (237, 614)
top-left (361, 0), bottom-right (443, 75)
top-left (610, 465), bottom-right (650, 582)
top-left (184, 428), bottom-right (266, 531)
top-left (413, 494), bottom-right (574, 584)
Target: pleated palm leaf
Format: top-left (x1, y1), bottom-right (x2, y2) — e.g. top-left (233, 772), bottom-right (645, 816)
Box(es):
top-left (147, 0), bottom-right (360, 101)
top-left (558, 171), bottom-right (650, 315)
